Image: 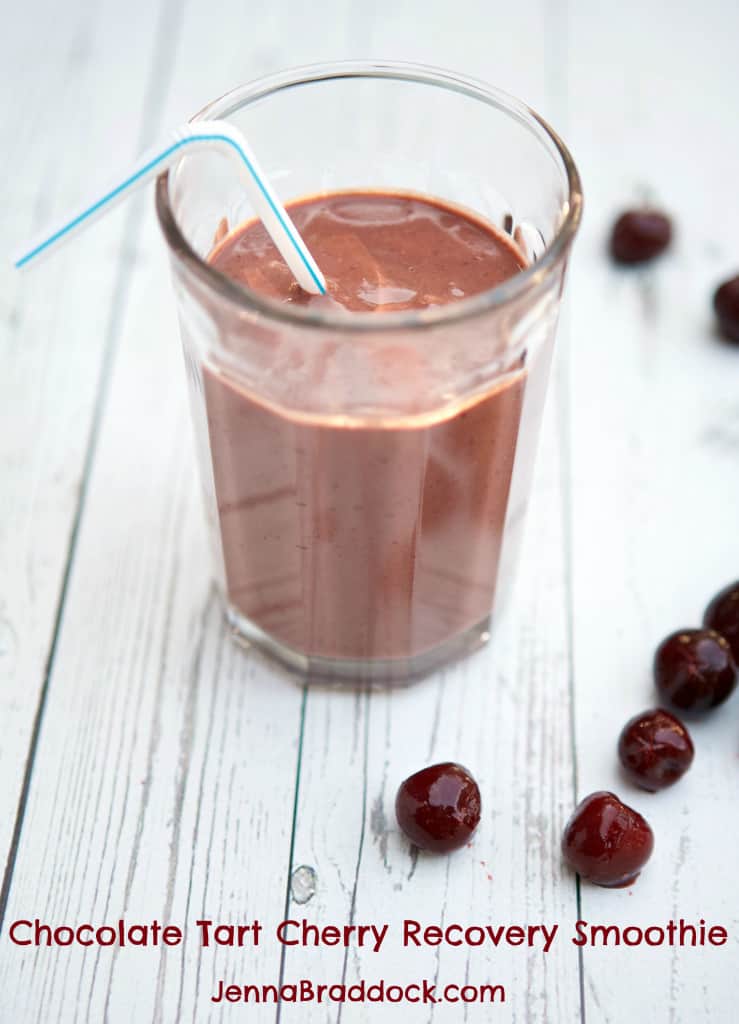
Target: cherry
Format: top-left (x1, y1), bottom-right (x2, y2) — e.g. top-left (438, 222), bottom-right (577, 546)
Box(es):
top-left (395, 762), bottom-right (481, 853)
top-left (654, 628), bottom-right (737, 712)
top-left (713, 275), bottom-right (739, 344)
top-left (610, 210), bottom-right (672, 264)
top-left (618, 708), bottom-right (694, 791)
top-left (562, 791), bottom-right (654, 888)
top-left (704, 581), bottom-right (739, 662)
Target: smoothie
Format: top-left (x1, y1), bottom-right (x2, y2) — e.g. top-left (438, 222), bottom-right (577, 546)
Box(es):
top-left (203, 191), bottom-right (527, 664)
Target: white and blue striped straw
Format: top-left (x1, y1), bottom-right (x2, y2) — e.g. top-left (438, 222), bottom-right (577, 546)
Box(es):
top-left (12, 119), bottom-right (327, 296)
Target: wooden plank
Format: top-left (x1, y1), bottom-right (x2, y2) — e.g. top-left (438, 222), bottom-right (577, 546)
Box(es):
top-left (279, 391), bottom-right (580, 1023)
top-left (0, 189), bottom-right (309, 1022)
top-left (0, 0), bottom-right (176, 885)
top-left (278, 4), bottom-right (582, 1020)
top-left (10, 0), bottom-right (737, 1021)
top-left (567, 1), bottom-right (739, 1019)
top-left (0, 2), bottom-right (404, 1022)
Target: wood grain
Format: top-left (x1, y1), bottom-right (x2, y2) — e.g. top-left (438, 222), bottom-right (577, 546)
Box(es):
top-left (0, 187), bottom-right (308, 1023)
top-left (567, 2), bottom-right (739, 1020)
top-left (0, 0), bottom-right (176, 891)
top-left (276, 6), bottom-right (581, 1022)
top-left (279, 388), bottom-right (580, 1024)
top-left (1, 0), bottom-right (738, 1021)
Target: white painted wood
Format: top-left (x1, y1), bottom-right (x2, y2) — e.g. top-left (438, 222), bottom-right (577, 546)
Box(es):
top-left (567, 1), bottom-right (739, 1020)
top-left (0, 1), bottom-right (419, 1022)
top-left (277, 6), bottom-right (581, 1022)
top-left (0, 0), bottom-right (173, 880)
top-left (0, 199), bottom-right (308, 1022)
top-left (280, 390), bottom-right (579, 1024)
top-left (1, 0), bottom-right (738, 1021)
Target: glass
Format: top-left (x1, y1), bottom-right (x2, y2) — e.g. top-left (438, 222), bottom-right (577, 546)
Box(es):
top-left (155, 61), bottom-right (582, 684)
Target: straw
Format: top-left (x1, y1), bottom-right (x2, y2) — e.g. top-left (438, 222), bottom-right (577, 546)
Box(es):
top-left (11, 119), bottom-right (327, 295)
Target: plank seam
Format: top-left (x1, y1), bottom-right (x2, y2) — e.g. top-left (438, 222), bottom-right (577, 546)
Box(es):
top-left (335, 689), bottom-right (370, 1024)
top-left (274, 684), bottom-right (309, 1024)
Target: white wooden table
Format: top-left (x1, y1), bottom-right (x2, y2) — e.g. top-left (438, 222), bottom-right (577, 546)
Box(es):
top-left (2, 1), bottom-right (738, 1020)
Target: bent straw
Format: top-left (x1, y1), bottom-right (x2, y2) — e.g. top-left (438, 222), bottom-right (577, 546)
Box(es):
top-left (12, 119), bottom-right (327, 295)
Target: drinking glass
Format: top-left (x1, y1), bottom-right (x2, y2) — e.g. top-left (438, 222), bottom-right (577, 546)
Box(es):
top-left (156, 61), bottom-right (582, 684)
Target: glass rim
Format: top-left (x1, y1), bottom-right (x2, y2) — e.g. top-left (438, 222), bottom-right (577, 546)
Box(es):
top-left (155, 59), bottom-right (583, 334)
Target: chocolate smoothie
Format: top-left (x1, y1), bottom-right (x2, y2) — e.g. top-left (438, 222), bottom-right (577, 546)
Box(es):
top-left (204, 192), bottom-right (527, 664)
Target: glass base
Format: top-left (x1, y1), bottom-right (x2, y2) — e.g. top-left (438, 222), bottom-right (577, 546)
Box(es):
top-left (225, 603), bottom-right (493, 686)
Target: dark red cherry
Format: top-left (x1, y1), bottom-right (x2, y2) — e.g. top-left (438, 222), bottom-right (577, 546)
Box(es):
top-left (395, 762), bottom-right (481, 853)
top-left (610, 210), bottom-right (672, 264)
top-left (713, 275), bottom-right (739, 344)
top-left (704, 581), bottom-right (739, 662)
top-left (618, 709), bottom-right (694, 791)
top-left (654, 628), bottom-right (737, 712)
top-left (562, 791), bottom-right (654, 888)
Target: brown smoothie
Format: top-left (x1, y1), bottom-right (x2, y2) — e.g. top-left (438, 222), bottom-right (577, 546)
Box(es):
top-left (204, 191), bottom-right (527, 663)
